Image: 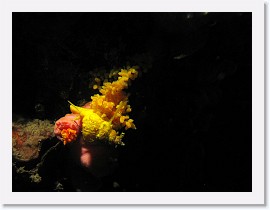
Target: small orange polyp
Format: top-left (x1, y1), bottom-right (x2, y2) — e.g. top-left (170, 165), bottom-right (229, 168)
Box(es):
top-left (61, 128), bottom-right (78, 145)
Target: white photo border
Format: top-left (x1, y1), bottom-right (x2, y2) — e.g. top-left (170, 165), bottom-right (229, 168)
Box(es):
top-left (0, 0), bottom-right (264, 205)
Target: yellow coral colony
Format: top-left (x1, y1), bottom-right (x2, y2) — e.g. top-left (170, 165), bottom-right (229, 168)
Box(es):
top-left (70, 68), bottom-right (138, 145)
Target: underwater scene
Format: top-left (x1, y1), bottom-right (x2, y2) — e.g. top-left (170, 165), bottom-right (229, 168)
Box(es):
top-left (12, 12), bottom-right (252, 192)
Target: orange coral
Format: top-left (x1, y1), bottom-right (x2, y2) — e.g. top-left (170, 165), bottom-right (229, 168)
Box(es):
top-left (61, 128), bottom-right (78, 145)
top-left (54, 113), bottom-right (82, 145)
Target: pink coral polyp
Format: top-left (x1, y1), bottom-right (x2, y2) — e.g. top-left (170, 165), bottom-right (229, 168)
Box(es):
top-left (54, 114), bottom-right (82, 145)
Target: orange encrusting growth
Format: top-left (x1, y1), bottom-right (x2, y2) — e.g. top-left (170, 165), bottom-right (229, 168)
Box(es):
top-left (61, 128), bottom-right (78, 145)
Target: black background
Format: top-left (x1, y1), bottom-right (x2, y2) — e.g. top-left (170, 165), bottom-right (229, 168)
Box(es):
top-left (12, 12), bottom-right (252, 192)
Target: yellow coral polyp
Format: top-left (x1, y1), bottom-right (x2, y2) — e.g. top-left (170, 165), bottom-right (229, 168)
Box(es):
top-left (93, 84), bottom-right (99, 90)
top-left (69, 67), bottom-right (138, 145)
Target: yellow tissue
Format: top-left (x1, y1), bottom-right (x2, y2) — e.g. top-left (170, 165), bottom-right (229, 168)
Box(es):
top-left (69, 67), bottom-right (138, 145)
